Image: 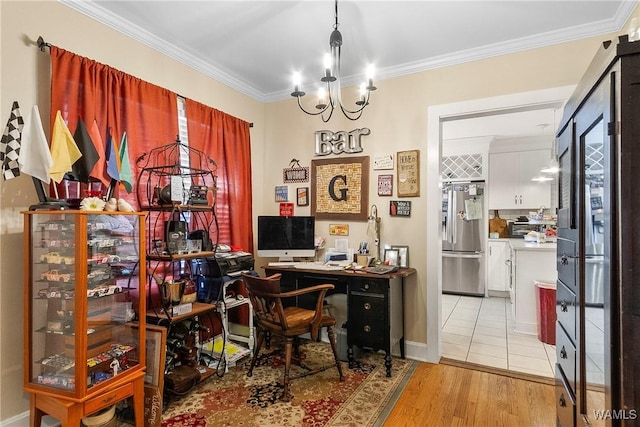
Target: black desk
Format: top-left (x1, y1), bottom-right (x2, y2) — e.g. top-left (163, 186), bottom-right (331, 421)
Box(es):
top-left (263, 265), bottom-right (416, 377)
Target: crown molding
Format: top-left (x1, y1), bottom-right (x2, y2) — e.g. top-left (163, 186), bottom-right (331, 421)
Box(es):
top-left (59, 0), bottom-right (268, 102)
top-left (60, 0), bottom-right (637, 105)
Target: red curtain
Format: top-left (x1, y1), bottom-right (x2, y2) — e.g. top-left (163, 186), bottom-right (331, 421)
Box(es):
top-left (185, 99), bottom-right (253, 253)
top-left (49, 46), bottom-right (179, 207)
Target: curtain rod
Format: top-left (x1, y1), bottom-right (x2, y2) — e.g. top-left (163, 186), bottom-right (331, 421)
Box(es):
top-left (37, 36), bottom-right (51, 52)
top-left (36, 35), bottom-right (254, 128)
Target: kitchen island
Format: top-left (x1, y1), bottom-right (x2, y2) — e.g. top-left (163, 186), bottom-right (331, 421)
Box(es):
top-left (508, 238), bottom-right (557, 334)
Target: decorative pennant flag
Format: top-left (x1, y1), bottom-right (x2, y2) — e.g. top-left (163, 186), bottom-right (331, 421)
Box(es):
top-left (50, 110), bottom-right (82, 183)
top-left (118, 132), bottom-right (133, 193)
top-left (88, 119), bottom-right (109, 187)
top-left (0, 101), bottom-right (24, 180)
top-left (105, 127), bottom-right (120, 181)
top-left (71, 117), bottom-right (99, 183)
top-left (18, 105), bottom-right (53, 184)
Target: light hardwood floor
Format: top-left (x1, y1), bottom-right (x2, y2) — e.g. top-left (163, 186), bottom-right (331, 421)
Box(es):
top-left (384, 362), bottom-right (556, 427)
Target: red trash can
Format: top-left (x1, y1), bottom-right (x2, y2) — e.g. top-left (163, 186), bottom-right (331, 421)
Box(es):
top-left (535, 280), bottom-right (557, 345)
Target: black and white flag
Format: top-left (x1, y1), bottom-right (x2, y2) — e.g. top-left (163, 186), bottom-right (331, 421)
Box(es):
top-left (0, 101), bottom-right (24, 180)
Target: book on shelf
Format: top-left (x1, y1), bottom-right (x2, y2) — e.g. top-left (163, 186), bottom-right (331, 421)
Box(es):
top-left (202, 336), bottom-right (251, 366)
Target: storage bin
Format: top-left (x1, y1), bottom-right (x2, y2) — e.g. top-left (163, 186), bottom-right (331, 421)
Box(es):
top-left (535, 280), bottom-right (557, 345)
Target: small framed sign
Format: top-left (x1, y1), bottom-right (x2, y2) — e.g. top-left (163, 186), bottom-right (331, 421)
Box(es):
top-left (373, 154), bottom-right (394, 170)
top-left (329, 224), bottom-right (349, 236)
top-left (378, 174), bottom-right (393, 196)
top-left (390, 200), bottom-right (411, 217)
top-left (283, 167), bottom-right (309, 183)
top-left (279, 202), bottom-right (294, 216)
top-left (397, 150), bottom-right (420, 197)
top-left (297, 187), bottom-right (309, 206)
top-left (275, 185), bottom-right (288, 202)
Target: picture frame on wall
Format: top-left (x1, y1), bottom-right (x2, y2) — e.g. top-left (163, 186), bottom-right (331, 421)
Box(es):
top-left (297, 187), bottom-right (309, 206)
top-left (391, 245), bottom-right (409, 267)
top-left (384, 248), bottom-right (400, 266)
top-left (275, 185), bottom-right (288, 202)
top-left (311, 156), bottom-right (369, 221)
top-left (377, 174), bottom-right (393, 196)
top-left (397, 150), bottom-right (420, 197)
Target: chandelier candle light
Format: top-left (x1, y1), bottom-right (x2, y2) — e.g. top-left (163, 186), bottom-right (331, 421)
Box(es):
top-left (291, 0), bottom-right (376, 122)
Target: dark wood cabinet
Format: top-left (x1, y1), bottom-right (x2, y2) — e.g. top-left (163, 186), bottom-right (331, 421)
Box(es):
top-left (555, 35), bottom-right (640, 426)
top-left (264, 266), bottom-right (415, 377)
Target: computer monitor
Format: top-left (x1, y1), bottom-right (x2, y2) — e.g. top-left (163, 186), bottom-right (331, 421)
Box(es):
top-left (257, 216), bottom-right (316, 261)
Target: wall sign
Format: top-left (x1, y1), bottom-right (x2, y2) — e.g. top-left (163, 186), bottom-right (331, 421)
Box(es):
top-left (275, 185), bottom-right (288, 202)
top-left (377, 174), bottom-right (393, 196)
top-left (314, 128), bottom-right (370, 156)
top-left (397, 150), bottom-right (420, 197)
top-left (329, 224), bottom-right (349, 236)
top-left (296, 187), bottom-right (309, 206)
top-left (311, 156), bottom-right (369, 221)
top-left (283, 167), bottom-right (309, 183)
top-left (279, 202), bottom-right (294, 217)
top-left (373, 154), bottom-right (394, 170)
top-left (390, 200), bottom-right (411, 216)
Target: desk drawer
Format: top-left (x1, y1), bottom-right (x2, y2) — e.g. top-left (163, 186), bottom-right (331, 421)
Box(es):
top-left (84, 381), bottom-right (133, 414)
top-left (556, 280), bottom-right (577, 342)
top-left (350, 277), bottom-right (388, 294)
top-left (557, 238), bottom-right (577, 293)
top-left (349, 316), bottom-right (385, 350)
top-left (555, 365), bottom-right (576, 427)
top-left (350, 292), bottom-right (386, 317)
top-left (556, 326), bottom-right (576, 393)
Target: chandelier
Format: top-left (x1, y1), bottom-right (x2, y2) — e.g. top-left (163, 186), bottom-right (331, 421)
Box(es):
top-left (291, 0), bottom-right (376, 122)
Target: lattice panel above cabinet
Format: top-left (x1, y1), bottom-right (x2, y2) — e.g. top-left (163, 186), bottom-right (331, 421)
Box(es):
top-left (585, 142), bottom-right (604, 176)
top-left (442, 154), bottom-right (483, 181)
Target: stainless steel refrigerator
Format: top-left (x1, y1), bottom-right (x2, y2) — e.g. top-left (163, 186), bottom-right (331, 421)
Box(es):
top-left (442, 182), bottom-right (485, 296)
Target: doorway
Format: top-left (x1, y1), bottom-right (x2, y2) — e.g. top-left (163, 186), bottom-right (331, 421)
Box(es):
top-left (425, 86), bottom-right (576, 369)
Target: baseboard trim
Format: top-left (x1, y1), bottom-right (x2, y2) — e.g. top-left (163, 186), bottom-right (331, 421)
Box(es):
top-left (439, 357), bottom-right (555, 385)
top-left (1, 412), bottom-right (59, 427)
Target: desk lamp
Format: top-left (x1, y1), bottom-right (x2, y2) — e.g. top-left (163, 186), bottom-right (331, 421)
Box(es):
top-left (367, 204), bottom-right (382, 265)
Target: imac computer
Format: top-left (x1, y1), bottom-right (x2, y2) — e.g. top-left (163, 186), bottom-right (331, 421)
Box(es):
top-left (257, 216), bottom-right (315, 261)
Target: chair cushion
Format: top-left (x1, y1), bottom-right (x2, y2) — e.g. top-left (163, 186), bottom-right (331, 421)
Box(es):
top-left (257, 306), bottom-right (336, 337)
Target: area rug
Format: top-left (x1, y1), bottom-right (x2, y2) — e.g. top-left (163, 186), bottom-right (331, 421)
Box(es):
top-left (160, 341), bottom-right (417, 427)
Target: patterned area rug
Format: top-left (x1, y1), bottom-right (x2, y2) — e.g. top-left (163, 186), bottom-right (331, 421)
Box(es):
top-left (161, 341), bottom-right (417, 427)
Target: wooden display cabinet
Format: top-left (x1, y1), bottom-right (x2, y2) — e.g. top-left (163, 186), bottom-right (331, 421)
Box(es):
top-left (22, 211), bottom-right (147, 427)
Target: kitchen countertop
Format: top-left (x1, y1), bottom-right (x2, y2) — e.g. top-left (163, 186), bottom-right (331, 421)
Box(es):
top-left (489, 237), bottom-right (557, 252)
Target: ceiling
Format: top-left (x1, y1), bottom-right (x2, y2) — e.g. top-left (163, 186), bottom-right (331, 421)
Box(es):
top-left (59, 1), bottom-right (635, 140)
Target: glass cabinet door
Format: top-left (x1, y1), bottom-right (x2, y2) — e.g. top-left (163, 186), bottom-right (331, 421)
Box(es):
top-left (25, 212), bottom-right (145, 397)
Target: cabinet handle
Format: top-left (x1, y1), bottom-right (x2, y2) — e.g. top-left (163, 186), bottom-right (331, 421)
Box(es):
top-left (519, 195), bottom-right (522, 204)
top-left (560, 346), bottom-right (567, 359)
top-left (363, 325), bottom-right (371, 333)
top-left (514, 195), bottom-right (518, 205)
top-left (560, 301), bottom-right (568, 312)
top-left (364, 302), bottom-right (371, 310)
top-left (363, 283), bottom-right (370, 290)
top-left (559, 394), bottom-right (567, 408)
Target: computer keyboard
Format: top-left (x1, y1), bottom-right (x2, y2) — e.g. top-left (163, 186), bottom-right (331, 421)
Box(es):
top-left (293, 262), bottom-right (344, 271)
top-left (267, 261), bottom-right (297, 267)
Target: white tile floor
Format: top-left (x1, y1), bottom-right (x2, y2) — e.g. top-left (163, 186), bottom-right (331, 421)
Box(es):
top-left (441, 294), bottom-right (556, 377)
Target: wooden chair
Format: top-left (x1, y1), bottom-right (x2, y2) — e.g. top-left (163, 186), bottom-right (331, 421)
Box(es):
top-left (241, 273), bottom-right (344, 401)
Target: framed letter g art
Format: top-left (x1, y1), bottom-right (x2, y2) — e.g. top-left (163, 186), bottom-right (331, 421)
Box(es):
top-left (311, 156), bottom-right (369, 221)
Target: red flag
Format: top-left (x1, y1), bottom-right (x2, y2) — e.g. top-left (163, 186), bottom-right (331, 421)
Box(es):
top-left (88, 120), bottom-right (109, 187)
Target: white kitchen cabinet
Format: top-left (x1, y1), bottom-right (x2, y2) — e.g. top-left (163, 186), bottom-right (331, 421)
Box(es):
top-left (487, 240), bottom-right (510, 292)
top-left (511, 243), bottom-right (557, 335)
top-left (488, 150), bottom-right (551, 209)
